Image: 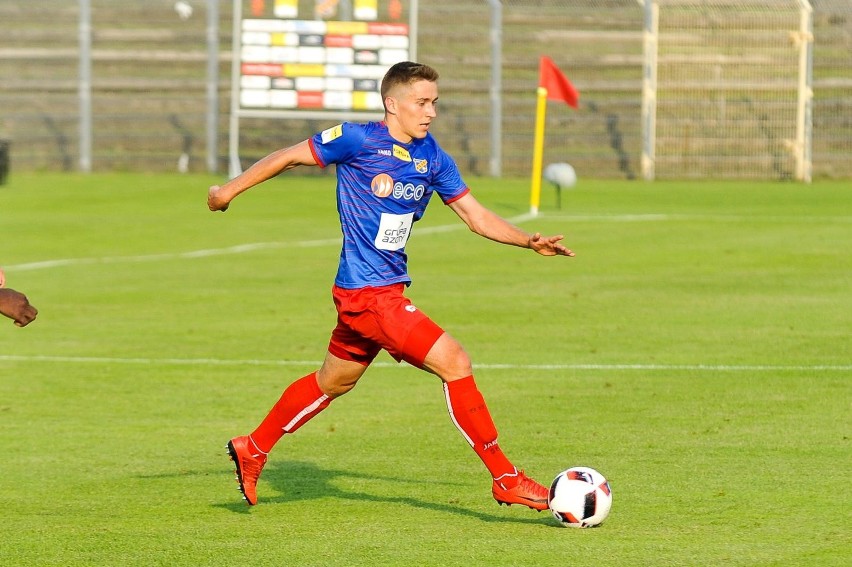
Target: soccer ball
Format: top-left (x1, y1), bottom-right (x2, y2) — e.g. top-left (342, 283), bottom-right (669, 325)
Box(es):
top-left (548, 466), bottom-right (612, 528)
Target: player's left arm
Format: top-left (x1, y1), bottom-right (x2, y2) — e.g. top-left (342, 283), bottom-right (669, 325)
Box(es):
top-left (448, 193), bottom-right (574, 257)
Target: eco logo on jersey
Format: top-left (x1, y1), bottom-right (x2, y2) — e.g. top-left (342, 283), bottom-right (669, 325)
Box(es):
top-left (392, 145), bottom-right (412, 162)
top-left (370, 173), bottom-right (426, 201)
top-left (371, 173), bottom-right (394, 197)
top-left (414, 158), bottom-right (428, 173)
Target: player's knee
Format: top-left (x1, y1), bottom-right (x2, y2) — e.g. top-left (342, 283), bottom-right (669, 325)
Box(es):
top-left (452, 350), bottom-right (473, 378)
top-left (316, 370), bottom-right (361, 398)
top-left (317, 380), bottom-right (357, 398)
top-left (445, 338), bottom-right (473, 377)
top-left (424, 335), bottom-right (473, 381)
top-left (317, 353), bottom-right (369, 398)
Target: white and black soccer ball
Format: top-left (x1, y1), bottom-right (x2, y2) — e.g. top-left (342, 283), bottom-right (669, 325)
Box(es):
top-left (548, 466), bottom-right (612, 528)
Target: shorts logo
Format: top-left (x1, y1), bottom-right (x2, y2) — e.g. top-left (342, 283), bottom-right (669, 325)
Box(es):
top-left (393, 145), bottom-right (412, 162)
top-left (371, 173), bottom-right (394, 197)
top-left (405, 305), bottom-right (417, 313)
top-left (414, 158), bottom-right (428, 174)
top-left (320, 124), bottom-right (343, 144)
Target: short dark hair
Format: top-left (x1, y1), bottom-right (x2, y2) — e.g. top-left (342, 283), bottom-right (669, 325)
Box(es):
top-left (380, 61), bottom-right (439, 101)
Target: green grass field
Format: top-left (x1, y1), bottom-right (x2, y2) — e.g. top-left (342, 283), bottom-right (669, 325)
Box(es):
top-left (0, 173), bottom-right (849, 566)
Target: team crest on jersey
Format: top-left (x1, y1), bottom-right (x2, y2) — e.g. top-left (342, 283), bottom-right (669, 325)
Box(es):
top-left (392, 145), bottom-right (412, 162)
top-left (414, 158), bottom-right (428, 174)
top-left (320, 124), bottom-right (343, 144)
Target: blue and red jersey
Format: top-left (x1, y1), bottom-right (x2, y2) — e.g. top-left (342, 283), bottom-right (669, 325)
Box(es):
top-left (308, 121), bottom-right (469, 289)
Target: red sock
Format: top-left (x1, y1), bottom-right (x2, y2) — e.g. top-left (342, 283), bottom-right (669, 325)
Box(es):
top-left (443, 375), bottom-right (519, 486)
top-left (250, 372), bottom-right (331, 454)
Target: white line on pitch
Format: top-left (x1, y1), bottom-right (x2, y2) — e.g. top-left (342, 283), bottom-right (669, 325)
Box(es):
top-left (0, 354), bottom-right (848, 372)
top-left (5, 238), bottom-right (343, 272)
top-left (4, 214), bottom-right (535, 272)
top-left (543, 213), bottom-right (852, 223)
top-left (6, 211), bottom-right (847, 273)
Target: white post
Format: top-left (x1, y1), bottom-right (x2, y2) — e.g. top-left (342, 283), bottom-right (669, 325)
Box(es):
top-left (206, 0), bottom-right (220, 173)
top-left (795, 0), bottom-right (814, 183)
top-left (228, 0), bottom-right (243, 178)
top-left (409, 0), bottom-right (419, 61)
top-left (640, 0), bottom-right (658, 181)
top-left (488, 0), bottom-right (502, 177)
top-left (78, 0), bottom-right (92, 172)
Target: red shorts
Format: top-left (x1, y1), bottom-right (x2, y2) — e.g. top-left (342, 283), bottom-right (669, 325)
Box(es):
top-left (328, 283), bottom-right (445, 368)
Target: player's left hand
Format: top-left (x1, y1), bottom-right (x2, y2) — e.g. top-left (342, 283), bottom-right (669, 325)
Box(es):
top-left (529, 233), bottom-right (575, 257)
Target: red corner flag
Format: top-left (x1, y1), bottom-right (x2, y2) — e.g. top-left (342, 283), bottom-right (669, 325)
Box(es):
top-left (539, 56), bottom-right (579, 109)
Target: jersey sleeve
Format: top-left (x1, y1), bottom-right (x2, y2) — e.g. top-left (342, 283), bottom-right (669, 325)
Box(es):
top-left (432, 146), bottom-right (469, 204)
top-left (308, 122), bottom-right (365, 168)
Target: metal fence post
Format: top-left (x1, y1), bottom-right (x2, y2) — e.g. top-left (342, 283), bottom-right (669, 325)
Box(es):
top-left (488, 0), bottom-right (502, 177)
top-left (640, 0), bottom-right (658, 181)
top-left (78, 0), bottom-right (92, 172)
top-left (206, 0), bottom-right (220, 173)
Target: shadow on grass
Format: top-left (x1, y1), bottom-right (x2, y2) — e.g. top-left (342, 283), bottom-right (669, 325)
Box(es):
top-left (215, 459), bottom-right (550, 526)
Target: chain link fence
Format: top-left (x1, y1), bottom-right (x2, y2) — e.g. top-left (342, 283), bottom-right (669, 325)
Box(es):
top-left (0, 0), bottom-right (849, 179)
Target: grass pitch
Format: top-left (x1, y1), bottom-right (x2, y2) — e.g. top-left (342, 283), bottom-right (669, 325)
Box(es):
top-left (0, 173), bottom-right (849, 566)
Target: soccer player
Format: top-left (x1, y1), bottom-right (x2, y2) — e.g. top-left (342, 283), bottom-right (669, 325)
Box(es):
top-left (0, 269), bottom-right (38, 327)
top-left (208, 61), bottom-right (574, 511)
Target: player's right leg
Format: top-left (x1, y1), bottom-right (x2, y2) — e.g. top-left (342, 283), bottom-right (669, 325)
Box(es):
top-left (228, 351), bottom-right (371, 505)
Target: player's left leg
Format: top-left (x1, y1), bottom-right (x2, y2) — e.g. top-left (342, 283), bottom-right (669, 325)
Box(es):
top-left (419, 334), bottom-right (549, 511)
top-left (333, 283), bottom-right (548, 511)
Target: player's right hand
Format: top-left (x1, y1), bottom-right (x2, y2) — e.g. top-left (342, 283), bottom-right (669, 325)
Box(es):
top-left (207, 185), bottom-right (230, 212)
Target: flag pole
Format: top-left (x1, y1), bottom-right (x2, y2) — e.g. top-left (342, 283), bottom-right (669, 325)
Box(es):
top-left (529, 86), bottom-right (548, 216)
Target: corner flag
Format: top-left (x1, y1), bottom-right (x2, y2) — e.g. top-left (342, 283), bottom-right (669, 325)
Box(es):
top-left (539, 56), bottom-right (579, 109)
top-left (530, 56), bottom-right (579, 215)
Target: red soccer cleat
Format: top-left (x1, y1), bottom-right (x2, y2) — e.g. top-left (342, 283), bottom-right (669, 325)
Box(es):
top-left (226, 436), bottom-right (267, 506)
top-left (492, 470), bottom-right (549, 511)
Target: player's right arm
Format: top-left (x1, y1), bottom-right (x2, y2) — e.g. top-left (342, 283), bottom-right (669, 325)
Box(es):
top-left (208, 140), bottom-right (317, 212)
